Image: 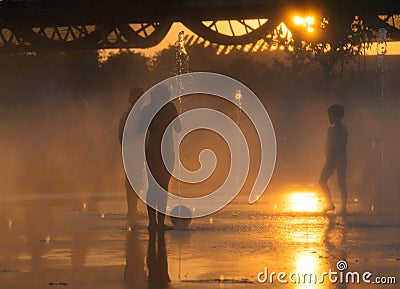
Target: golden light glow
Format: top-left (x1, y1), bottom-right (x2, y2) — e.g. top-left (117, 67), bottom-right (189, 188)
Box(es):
top-left (296, 253), bottom-right (317, 272)
top-left (289, 192), bottom-right (323, 213)
top-left (44, 235), bottom-right (52, 243)
top-left (277, 22), bottom-right (291, 37)
top-left (295, 252), bottom-right (319, 289)
top-left (216, 44), bottom-right (225, 55)
top-left (235, 89), bottom-right (242, 102)
top-left (293, 15), bottom-right (315, 33)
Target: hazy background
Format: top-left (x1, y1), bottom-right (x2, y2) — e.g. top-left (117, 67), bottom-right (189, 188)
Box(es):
top-left (0, 45), bottom-right (398, 212)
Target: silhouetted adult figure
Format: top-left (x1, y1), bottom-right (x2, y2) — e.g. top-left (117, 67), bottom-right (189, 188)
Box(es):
top-left (319, 104), bottom-right (348, 214)
top-left (147, 231), bottom-right (170, 288)
top-left (119, 87), bottom-right (144, 226)
top-left (142, 84), bottom-right (181, 231)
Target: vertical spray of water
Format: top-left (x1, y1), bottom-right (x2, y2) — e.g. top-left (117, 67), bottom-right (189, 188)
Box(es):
top-left (175, 31), bottom-right (190, 76)
top-left (174, 31), bottom-right (191, 111)
top-left (173, 30), bottom-right (190, 281)
top-left (375, 28), bottom-right (387, 216)
top-left (173, 31), bottom-right (191, 197)
top-left (235, 89), bottom-right (243, 120)
top-left (235, 89), bottom-right (243, 198)
top-left (173, 30), bottom-right (191, 192)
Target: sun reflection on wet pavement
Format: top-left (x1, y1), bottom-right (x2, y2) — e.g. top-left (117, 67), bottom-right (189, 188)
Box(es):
top-left (0, 193), bottom-right (398, 289)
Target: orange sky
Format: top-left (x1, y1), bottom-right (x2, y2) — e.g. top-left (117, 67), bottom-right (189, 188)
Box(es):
top-left (134, 23), bottom-right (194, 57)
top-left (132, 22), bottom-right (400, 57)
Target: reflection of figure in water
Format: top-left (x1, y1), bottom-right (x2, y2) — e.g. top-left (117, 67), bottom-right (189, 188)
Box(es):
top-left (323, 215), bottom-right (348, 289)
top-left (119, 87), bottom-right (144, 225)
top-left (143, 85), bottom-right (181, 231)
top-left (124, 229), bottom-right (147, 288)
top-left (319, 104), bottom-right (348, 214)
top-left (147, 231), bottom-right (170, 288)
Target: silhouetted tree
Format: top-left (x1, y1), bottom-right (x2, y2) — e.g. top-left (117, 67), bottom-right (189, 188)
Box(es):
top-left (276, 9), bottom-right (374, 82)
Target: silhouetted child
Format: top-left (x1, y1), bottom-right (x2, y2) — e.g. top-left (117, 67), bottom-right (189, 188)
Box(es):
top-left (119, 87), bottom-right (144, 225)
top-left (319, 104), bottom-right (348, 214)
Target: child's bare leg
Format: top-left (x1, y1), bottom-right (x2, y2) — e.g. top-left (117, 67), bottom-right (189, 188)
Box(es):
top-left (125, 178), bottom-right (138, 228)
top-left (157, 178), bottom-right (173, 231)
top-left (125, 177), bottom-right (138, 215)
top-left (337, 163), bottom-right (348, 214)
top-left (319, 163), bottom-right (335, 211)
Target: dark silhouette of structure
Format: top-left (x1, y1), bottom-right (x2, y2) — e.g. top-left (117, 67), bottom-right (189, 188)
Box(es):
top-left (0, 1), bottom-right (398, 51)
top-left (319, 104), bottom-right (348, 214)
